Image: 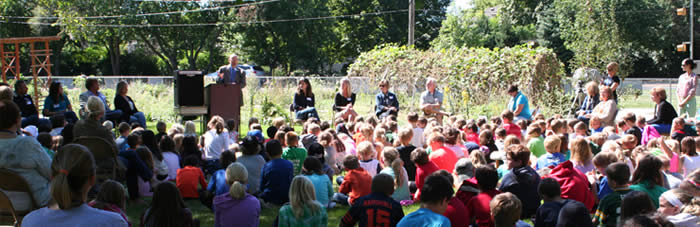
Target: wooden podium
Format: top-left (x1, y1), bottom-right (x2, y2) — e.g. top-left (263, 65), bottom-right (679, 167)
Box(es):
top-left (205, 84), bottom-right (242, 135)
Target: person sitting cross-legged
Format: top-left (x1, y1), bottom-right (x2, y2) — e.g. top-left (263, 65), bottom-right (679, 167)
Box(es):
top-left (213, 162), bottom-right (260, 227)
top-left (498, 144), bottom-right (541, 219)
top-left (22, 144), bottom-right (128, 227)
top-left (43, 81), bottom-right (79, 124)
top-left (490, 192), bottom-right (532, 227)
top-left (277, 176), bottom-right (328, 226)
top-left (340, 173), bottom-right (405, 227)
top-left (259, 140), bottom-right (294, 206)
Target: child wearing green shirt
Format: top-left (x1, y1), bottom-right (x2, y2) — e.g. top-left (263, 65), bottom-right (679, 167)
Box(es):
top-left (282, 131), bottom-right (307, 175)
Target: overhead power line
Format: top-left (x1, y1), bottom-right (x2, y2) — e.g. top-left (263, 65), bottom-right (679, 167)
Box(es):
top-left (0, 9), bottom-right (413, 28)
top-left (0, 0), bottom-right (279, 20)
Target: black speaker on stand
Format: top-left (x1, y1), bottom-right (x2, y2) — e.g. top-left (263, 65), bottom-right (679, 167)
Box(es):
top-left (174, 70), bottom-right (206, 121)
top-left (174, 70), bottom-right (204, 107)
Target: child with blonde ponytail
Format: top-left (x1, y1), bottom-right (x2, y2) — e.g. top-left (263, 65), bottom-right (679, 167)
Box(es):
top-left (380, 147), bottom-right (410, 202)
top-left (213, 162), bottom-right (261, 227)
top-left (22, 144), bottom-right (127, 226)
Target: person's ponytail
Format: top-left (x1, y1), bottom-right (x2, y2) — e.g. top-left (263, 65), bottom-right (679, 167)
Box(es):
top-left (50, 144), bottom-right (96, 209)
top-left (225, 163), bottom-right (248, 200)
top-left (391, 158), bottom-right (404, 187)
top-left (229, 181), bottom-right (246, 200)
top-left (382, 148), bottom-right (404, 188)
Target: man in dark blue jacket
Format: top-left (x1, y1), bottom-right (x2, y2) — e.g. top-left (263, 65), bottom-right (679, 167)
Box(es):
top-left (12, 80), bottom-right (50, 129)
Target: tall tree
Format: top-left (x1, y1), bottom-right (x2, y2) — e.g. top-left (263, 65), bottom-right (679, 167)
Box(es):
top-left (328, 0), bottom-right (449, 58)
top-left (226, 0), bottom-right (338, 74)
top-left (123, 1), bottom-right (233, 73)
top-left (38, 0), bottom-right (130, 75)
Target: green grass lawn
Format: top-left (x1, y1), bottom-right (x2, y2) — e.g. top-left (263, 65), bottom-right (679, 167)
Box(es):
top-left (125, 190), bottom-right (421, 226)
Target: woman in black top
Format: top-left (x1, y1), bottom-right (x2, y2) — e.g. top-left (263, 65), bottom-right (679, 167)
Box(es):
top-left (647, 87), bottom-right (677, 134)
top-left (114, 81), bottom-right (147, 128)
top-left (292, 78), bottom-right (319, 121)
top-left (333, 78), bottom-right (358, 121)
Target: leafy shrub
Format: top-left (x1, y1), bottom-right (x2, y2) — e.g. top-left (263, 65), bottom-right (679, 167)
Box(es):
top-left (347, 44), bottom-right (567, 116)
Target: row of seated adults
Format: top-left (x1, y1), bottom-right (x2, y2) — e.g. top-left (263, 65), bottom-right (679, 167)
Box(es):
top-left (79, 78), bottom-right (146, 128)
top-left (293, 78), bottom-right (401, 121)
top-left (5, 77), bottom-right (147, 132)
top-left (575, 81), bottom-right (678, 135)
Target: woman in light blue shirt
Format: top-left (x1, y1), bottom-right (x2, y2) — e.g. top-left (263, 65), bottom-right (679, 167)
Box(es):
top-left (507, 85), bottom-right (531, 121)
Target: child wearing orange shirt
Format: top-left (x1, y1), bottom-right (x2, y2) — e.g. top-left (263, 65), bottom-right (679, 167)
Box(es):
top-left (176, 156), bottom-right (207, 199)
top-left (333, 155), bottom-right (372, 206)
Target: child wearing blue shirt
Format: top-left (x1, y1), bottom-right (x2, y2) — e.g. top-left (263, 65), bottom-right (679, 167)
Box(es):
top-left (536, 136), bottom-right (565, 170)
top-left (260, 140), bottom-right (294, 206)
top-left (303, 157), bottom-right (333, 208)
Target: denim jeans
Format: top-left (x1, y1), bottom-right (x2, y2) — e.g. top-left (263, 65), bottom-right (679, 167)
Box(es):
top-left (104, 110), bottom-right (123, 124)
top-left (651, 124), bottom-right (672, 134)
top-left (332, 192), bottom-right (349, 205)
top-left (21, 115), bottom-right (51, 130)
top-left (129, 112), bottom-right (147, 128)
top-left (202, 159), bottom-right (222, 176)
top-left (295, 107), bottom-right (319, 121)
top-left (61, 111), bottom-right (79, 124)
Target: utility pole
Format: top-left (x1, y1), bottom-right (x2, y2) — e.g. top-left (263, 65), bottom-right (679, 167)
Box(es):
top-left (691, 0), bottom-right (694, 59)
top-left (408, 0), bottom-right (415, 46)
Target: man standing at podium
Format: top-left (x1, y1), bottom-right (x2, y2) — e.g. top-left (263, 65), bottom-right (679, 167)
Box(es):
top-left (217, 54), bottom-right (246, 88)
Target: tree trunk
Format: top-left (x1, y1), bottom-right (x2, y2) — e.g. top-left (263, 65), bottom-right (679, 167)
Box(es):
top-left (108, 35), bottom-right (121, 76)
top-left (51, 40), bottom-right (65, 76)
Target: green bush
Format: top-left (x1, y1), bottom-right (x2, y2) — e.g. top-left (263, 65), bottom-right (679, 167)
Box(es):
top-left (347, 44), bottom-right (566, 117)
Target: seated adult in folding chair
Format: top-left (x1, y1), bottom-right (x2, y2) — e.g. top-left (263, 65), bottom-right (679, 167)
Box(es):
top-left (12, 80), bottom-right (51, 130)
top-left (420, 78), bottom-right (450, 125)
top-left (375, 79), bottom-right (399, 120)
top-left (0, 100), bottom-right (52, 209)
top-left (333, 78), bottom-right (358, 122)
top-left (292, 78), bottom-right (320, 121)
top-left (79, 77), bottom-right (122, 123)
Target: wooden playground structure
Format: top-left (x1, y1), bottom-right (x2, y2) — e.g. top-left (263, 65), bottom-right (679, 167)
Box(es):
top-left (0, 36), bottom-right (60, 106)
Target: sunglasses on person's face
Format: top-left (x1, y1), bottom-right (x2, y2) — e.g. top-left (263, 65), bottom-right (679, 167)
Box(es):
top-left (379, 85), bottom-right (386, 88)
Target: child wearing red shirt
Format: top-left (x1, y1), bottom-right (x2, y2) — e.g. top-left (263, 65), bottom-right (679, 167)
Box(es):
top-left (501, 110), bottom-right (522, 139)
top-left (427, 133), bottom-right (458, 172)
top-left (462, 122), bottom-right (480, 145)
top-left (433, 170), bottom-right (469, 227)
top-left (176, 156), bottom-right (207, 199)
top-left (411, 148), bottom-right (440, 201)
top-left (334, 155), bottom-right (372, 206)
top-left (467, 165), bottom-right (501, 227)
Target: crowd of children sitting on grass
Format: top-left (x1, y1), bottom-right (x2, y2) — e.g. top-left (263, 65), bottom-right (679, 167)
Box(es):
top-left (2, 82), bottom-right (700, 227)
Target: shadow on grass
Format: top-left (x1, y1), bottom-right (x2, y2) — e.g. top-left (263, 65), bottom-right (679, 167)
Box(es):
top-left (126, 196), bottom-right (421, 226)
